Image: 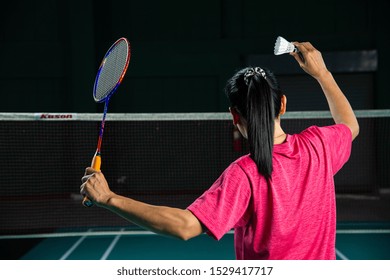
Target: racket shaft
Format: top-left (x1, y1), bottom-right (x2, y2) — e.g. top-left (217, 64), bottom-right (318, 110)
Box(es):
top-left (82, 151), bottom-right (102, 207)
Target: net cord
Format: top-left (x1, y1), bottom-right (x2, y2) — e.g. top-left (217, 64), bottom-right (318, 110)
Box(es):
top-left (1, 110), bottom-right (390, 122)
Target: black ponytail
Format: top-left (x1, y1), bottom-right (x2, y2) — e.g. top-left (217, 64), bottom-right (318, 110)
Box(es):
top-left (246, 75), bottom-right (274, 179)
top-left (225, 67), bottom-right (283, 180)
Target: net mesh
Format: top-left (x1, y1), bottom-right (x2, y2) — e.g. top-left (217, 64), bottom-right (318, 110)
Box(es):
top-left (0, 111), bottom-right (389, 236)
top-left (94, 39), bottom-right (129, 101)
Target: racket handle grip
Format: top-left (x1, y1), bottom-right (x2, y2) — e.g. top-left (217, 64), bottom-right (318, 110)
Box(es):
top-left (91, 151), bottom-right (102, 171)
top-left (82, 151), bottom-right (102, 207)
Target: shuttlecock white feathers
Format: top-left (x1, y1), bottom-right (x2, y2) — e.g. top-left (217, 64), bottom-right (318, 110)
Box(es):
top-left (274, 36), bottom-right (297, 55)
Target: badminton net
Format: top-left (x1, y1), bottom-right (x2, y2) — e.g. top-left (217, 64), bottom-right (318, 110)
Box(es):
top-left (0, 110), bottom-right (389, 238)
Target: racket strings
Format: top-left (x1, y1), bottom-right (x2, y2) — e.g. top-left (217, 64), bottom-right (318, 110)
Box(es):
top-left (94, 40), bottom-right (129, 101)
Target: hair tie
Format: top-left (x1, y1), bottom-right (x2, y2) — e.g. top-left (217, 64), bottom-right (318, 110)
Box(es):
top-left (244, 67), bottom-right (266, 85)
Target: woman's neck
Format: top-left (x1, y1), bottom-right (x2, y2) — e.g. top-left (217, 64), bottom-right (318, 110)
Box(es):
top-left (274, 120), bottom-right (286, 144)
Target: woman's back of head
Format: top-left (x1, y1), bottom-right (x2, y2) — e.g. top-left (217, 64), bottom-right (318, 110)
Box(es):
top-left (225, 67), bottom-right (284, 180)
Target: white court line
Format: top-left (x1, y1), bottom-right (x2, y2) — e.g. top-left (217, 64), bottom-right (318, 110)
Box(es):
top-left (59, 229), bottom-right (92, 260)
top-left (336, 229), bottom-right (390, 234)
top-left (100, 228), bottom-right (124, 260)
top-left (335, 248), bottom-right (349, 260)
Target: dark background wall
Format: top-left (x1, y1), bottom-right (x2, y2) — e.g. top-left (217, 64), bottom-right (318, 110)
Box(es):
top-left (0, 0), bottom-right (389, 113)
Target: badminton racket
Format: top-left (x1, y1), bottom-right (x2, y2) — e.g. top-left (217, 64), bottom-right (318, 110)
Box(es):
top-left (82, 37), bottom-right (131, 207)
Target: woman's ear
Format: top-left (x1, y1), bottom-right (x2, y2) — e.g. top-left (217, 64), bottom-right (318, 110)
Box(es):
top-left (280, 95), bottom-right (287, 116)
top-left (229, 107), bottom-right (241, 125)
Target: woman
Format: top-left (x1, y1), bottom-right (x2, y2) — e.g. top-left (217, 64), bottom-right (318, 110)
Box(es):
top-left (80, 41), bottom-right (359, 259)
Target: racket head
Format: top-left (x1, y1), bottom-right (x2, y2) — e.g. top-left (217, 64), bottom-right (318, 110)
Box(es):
top-left (93, 37), bottom-right (131, 103)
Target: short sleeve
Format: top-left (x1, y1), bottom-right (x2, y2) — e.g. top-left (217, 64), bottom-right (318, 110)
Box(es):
top-left (314, 124), bottom-right (353, 174)
top-left (187, 163), bottom-right (252, 240)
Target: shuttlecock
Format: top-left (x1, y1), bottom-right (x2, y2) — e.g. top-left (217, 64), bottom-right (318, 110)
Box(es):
top-left (274, 36), bottom-right (297, 55)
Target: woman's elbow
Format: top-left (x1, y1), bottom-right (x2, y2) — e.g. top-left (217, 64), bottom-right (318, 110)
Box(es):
top-left (351, 122), bottom-right (359, 140)
top-left (176, 211), bottom-right (204, 241)
top-left (177, 229), bottom-right (198, 241)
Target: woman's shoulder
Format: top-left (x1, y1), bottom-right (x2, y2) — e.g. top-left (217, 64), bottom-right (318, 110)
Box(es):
top-left (298, 124), bottom-right (351, 141)
top-left (233, 154), bottom-right (253, 166)
top-left (230, 154), bottom-right (258, 175)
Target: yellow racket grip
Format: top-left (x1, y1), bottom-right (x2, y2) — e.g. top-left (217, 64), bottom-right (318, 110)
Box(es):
top-left (91, 151), bottom-right (102, 171)
top-left (82, 151), bottom-right (102, 207)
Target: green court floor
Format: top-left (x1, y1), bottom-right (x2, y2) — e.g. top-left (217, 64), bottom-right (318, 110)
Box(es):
top-left (19, 223), bottom-right (390, 260)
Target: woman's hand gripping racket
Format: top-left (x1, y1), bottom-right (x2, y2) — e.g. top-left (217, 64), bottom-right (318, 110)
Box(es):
top-left (82, 37), bottom-right (131, 207)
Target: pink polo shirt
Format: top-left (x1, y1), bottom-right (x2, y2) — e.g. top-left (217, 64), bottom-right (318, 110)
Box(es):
top-left (187, 124), bottom-right (352, 259)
